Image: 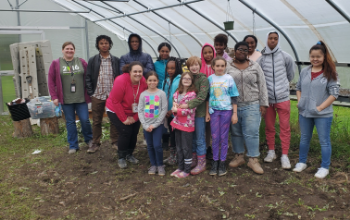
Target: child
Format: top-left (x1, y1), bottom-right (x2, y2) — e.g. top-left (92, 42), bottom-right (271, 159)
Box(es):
top-left (138, 71), bottom-right (168, 176)
top-left (162, 57), bottom-right (183, 165)
top-left (170, 72), bottom-right (197, 178)
top-left (206, 57), bottom-right (239, 176)
top-left (293, 41), bottom-right (339, 179)
top-left (200, 43), bottom-right (217, 160)
top-left (179, 56), bottom-right (209, 175)
top-left (214, 34), bottom-right (232, 61)
top-left (200, 43), bottom-right (217, 78)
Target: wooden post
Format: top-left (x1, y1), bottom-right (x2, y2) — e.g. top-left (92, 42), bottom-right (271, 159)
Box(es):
top-left (40, 117), bottom-right (59, 136)
top-left (13, 118), bottom-right (33, 138)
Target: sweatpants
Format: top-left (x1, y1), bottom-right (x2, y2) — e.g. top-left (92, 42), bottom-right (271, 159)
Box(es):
top-left (264, 100), bottom-right (291, 155)
top-left (210, 110), bottom-right (232, 161)
top-left (175, 129), bottom-right (193, 173)
top-left (107, 112), bottom-right (140, 159)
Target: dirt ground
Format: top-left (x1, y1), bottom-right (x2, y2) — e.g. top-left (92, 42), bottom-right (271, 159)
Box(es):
top-left (1, 128), bottom-right (350, 220)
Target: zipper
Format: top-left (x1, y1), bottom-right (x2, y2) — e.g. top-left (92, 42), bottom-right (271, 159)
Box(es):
top-left (272, 53), bottom-right (277, 102)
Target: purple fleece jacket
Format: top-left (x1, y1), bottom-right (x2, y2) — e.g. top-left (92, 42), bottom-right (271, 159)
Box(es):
top-left (48, 58), bottom-right (91, 104)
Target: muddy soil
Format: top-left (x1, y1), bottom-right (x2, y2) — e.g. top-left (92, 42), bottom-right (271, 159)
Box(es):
top-left (5, 132), bottom-right (350, 220)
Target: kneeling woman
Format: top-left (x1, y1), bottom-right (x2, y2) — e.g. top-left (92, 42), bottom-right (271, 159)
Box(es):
top-left (293, 41), bottom-right (339, 179)
top-left (106, 62), bottom-right (147, 169)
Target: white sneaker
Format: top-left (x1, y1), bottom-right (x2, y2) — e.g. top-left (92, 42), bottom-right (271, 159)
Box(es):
top-left (264, 150), bottom-right (276, 162)
top-left (314, 168), bottom-right (329, 179)
top-left (293, 163), bottom-right (307, 172)
top-left (281, 155), bottom-right (291, 169)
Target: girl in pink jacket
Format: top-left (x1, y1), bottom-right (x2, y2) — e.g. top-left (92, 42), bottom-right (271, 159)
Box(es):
top-left (170, 72), bottom-right (197, 178)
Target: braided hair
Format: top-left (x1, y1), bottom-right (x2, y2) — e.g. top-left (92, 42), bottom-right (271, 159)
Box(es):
top-left (164, 56), bottom-right (183, 93)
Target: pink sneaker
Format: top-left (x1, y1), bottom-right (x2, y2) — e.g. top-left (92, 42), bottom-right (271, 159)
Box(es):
top-left (171, 169), bottom-right (182, 177)
top-left (175, 171), bottom-right (190, 178)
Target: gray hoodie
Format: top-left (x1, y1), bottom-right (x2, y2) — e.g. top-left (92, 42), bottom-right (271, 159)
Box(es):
top-left (296, 66), bottom-right (340, 118)
top-left (257, 31), bottom-right (296, 104)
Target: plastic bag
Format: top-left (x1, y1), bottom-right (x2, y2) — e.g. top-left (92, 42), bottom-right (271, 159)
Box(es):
top-left (27, 97), bottom-right (61, 119)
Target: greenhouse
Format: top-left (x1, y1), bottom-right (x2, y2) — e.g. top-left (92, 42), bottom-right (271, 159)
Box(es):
top-left (0, 0), bottom-right (350, 219)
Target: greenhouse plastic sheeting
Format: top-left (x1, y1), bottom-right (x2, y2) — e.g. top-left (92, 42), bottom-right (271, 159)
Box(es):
top-left (51, 0), bottom-right (350, 63)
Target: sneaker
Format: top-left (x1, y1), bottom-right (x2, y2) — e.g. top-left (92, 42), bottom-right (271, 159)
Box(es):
top-left (209, 160), bottom-right (219, 176)
top-left (118, 158), bottom-right (127, 169)
top-left (281, 155), bottom-right (291, 169)
top-left (247, 158), bottom-right (264, 174)
top-left (112, 143), bottom-right (118, 150)
top-left (293, 163), bottom-right (307, 172)
top-left (229, 154), bottom-right (245, 168)
top-left (264, 150), bottom-right (276, 162)
top-left (148, 166), bottom-right (157, 175)
top-left (126, 155), bottom-right (139, 164)
top-left (68, 149), bottom-right (77, 154)
top-left (87, 144), bottom-right (99, 153)
top-left (218, 160), bottom-right (227, 176)
top-left (171, 169), bottom-right (182, 177)
top-left (315, 167), bottom-right (329, 179)
top-left (175, 171), bottom-right (189, 178)
top-left (157, 166), bottom-right (166, 176)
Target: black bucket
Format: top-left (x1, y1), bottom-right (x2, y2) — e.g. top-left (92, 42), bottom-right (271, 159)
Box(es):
top-left (6, 98), bottom-right (31, 121)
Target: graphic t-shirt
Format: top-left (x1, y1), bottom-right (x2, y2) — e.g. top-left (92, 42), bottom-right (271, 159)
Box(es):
top-left (138, 89), bottom-right (168, 130)
top-left (59, 57), bottom-right (85, 104)
top-left (208, 74), bottom-right (239, 113)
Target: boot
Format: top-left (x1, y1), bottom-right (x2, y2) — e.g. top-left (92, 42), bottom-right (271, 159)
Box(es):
top-left (206, 146), bottom-right (213, 160)
top-left (191, 155), bottom-right (206, 175)
top-left (229, 154), bottom-right (246, 168)
top-left (191, 153), bottom-right (197, 169)
top-left (247, 158), bottom-right (264, 174)
top-left (164, 148), bottom-right (177, 166)
top-left (218, 160), bottom-right (227, 176)
top-left (209, 160), bottom-right (219, 176)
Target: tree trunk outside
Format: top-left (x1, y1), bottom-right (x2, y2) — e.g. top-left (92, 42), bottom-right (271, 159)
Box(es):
top-left (40, 117), bottom-right (59, 136)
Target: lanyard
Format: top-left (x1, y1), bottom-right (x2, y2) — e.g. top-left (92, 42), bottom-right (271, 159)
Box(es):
top-left (132, 81), bottom-right (140, 103)
top-left (64, 58), bottom-right (75, 82)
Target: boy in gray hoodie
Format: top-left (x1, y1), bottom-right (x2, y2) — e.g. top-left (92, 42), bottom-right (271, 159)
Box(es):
top-left (257, 31), bottom-right (296, 169)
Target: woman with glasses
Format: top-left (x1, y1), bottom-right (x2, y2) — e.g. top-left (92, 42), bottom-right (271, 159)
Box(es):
top-left (226, 41), bottom-right (269, 174)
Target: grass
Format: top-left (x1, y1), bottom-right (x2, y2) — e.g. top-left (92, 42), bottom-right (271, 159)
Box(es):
top-left (1, 75), bottom-right (17, 111)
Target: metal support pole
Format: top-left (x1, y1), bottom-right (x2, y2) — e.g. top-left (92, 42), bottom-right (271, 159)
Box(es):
top-left (133, 0), bottom-right (202, 48)
top-left (94, 0), bottom-right (203, 22)
top-left (0, 75), bottom-right (3, 115)
top-left (325, 0), bottom-right (350, 23)
top-left (239, 0), bottom-right (301, 73)
top-left (85, 19), bottom-right (90, 59)
top-left (0, 9), bottom-right (91, 13)
top-left (183, 3), bottom-right (238, 43)
top-left (16, 0), bottom-right (21, 42)
top-left (71, 0), bottom-right (158, 57)
top-left (102, 2), bottom-right (182, 58)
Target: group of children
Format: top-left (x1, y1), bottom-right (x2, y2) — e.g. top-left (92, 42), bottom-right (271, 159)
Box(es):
top-left (138, 37), bottom-right (241, 178)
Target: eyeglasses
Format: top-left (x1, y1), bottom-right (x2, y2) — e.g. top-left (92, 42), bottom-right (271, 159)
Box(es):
top-left (182, 77), bottom-right (192, 81)
top-left (237, 48), bottom-right (249, 53)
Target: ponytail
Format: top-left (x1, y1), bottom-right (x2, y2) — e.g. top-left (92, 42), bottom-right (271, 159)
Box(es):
top-left (309, 41), bottom-right (337, 81)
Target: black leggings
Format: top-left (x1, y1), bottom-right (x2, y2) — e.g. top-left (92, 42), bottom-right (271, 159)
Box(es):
top-left (108, 112), bottom-right (141, 159)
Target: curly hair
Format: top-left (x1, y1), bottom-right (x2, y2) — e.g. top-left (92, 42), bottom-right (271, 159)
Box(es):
top-left (95, 35), bottom-right (113, 51)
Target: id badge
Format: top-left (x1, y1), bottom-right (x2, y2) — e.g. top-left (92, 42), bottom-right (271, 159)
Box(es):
top-left (132, 103), bottom-right (138, 113)
top-left (71, 83), bottom-right (76, 93)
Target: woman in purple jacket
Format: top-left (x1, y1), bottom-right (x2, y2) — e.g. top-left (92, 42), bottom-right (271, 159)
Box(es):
top-left (48, 41), bottom-right (93, 154)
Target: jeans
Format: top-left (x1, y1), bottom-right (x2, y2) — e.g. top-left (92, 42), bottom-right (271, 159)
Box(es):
top-left (231, 103), bottom-right (261, 157)
top-left (210, 110), bottom-right (232, 161)
top-left (298, 115), bottom-right (333, 169)
top-left (62, 102), bottom-right (92, 150)
top-left (107, 112), bottom-right (141, 159)
top-left (264, 100), bottom-right (291, 155)
top-left (192, 117), bottom-right (206, 156)
top-left (144, 124), bottom-right (164, 166)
